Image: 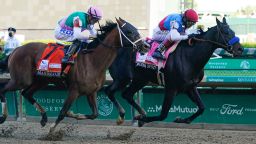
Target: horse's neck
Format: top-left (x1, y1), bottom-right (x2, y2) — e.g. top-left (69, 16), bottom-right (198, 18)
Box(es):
top-left (190, 29), bottom-right (218, 71)
top-left (87, 28), bottom-right (121, 71)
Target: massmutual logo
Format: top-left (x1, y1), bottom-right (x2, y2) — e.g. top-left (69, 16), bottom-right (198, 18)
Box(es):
top-left (97, 94), bottom-right (113, 116)
top-left (240, 60), bottom-right (250, 69)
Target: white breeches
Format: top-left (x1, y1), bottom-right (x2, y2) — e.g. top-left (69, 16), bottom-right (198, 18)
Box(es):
top-left (152, 27), bottom-right (169, 41)
top-left (152, 26), bottom-right (189, 42)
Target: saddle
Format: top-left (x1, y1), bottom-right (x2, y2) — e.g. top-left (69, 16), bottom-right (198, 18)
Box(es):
top-left (135, 38), bottom-right (180, 85)
top-left (136, 38), bottom-right (180, 70)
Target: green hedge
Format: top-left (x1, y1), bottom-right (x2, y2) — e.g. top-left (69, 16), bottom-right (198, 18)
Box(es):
top-left (22, 39), bottom-right (71, 45)
top-left (0, 41), bottom-right (4, 47)
top-left (241, 42), bottom-right (256, 48)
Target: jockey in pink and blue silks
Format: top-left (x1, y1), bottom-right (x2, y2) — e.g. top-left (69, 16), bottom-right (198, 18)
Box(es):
top-left (54, 6), bottom-right (103, 64)
top-left (152, 9), bottom-right (199, 60)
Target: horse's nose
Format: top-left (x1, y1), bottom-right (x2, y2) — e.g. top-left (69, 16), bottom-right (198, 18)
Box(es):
top-left (240, 47), bottom-right (244, 52)
top-left (238, 47), bottom-right (244, 54)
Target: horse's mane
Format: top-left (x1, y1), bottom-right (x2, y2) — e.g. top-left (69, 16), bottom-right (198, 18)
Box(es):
top-left (88, 21), bottom-right (117, 49)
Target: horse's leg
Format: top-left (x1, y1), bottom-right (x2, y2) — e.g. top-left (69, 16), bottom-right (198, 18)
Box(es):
top-left (0, 80), bottom-right (20, 124)
top-left (122, 79), bottom-right (148, 121)
top-left (85, 92), bottom-right (98, 119)
top-left (136, 88), bottom-right (177, 126)
top-left (0, 91), bottom-right (7, 124)
top-left (174, 86), bottom-right (205, 123)
top-left (21, 82), bottom-right (48, 127)
top-left (49, 89), bottom-right (79, 133)
top-left (104, 79), bottom-right (129, 125)
top-left (66, 92), bottom-right (99, 120)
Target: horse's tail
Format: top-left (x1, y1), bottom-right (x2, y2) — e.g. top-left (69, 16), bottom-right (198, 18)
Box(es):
top-left (0, 56), bottom-right (9, 73)
top-left (0, 47), bottom-right (20, 73)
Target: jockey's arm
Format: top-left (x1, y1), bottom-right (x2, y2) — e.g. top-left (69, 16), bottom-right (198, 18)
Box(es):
top-left (166, 21), bottom-right (188, 41)
top-left (73, 27), bottom-right (89, 41)
top-left (167, 28), bottom-right (188, 41)
top-left (87, 25), bottom-right (97, 39)
top-left (168, 29), bottom-right (188, 41)
top-left (72, 16), bottom-right (91, 41)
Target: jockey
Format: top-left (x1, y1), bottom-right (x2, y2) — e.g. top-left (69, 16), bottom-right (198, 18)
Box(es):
top-left (54, 6), bottom-right (103, 64)
top-left (152, 9), bottom-right (198, 60)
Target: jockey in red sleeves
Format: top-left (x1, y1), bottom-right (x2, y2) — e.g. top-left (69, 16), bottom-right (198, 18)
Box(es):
top-left (152, 9), bottom-right (199, 60)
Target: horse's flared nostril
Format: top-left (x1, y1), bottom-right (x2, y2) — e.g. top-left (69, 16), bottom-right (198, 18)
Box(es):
top-left (240, 47), bottom-right (244, 52)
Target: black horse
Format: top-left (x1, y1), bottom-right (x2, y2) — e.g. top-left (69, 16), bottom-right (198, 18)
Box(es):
top-left (105, 17), bottom-right (243, 126)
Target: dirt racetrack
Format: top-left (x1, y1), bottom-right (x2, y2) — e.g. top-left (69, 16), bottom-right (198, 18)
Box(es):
top-left (0, 121), bottom-right (256, 144)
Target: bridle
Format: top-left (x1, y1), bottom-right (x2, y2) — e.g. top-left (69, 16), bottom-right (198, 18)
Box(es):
top-left (95, 22), bottom-right (143, 50)
top-left (216, 24), bottom-right (240, 52)
top-left (116, 22), bottom-right (143, 48)
top-left (192, 24), bottom-right (240, 52)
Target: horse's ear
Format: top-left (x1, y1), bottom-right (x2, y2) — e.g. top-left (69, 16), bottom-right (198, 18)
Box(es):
top-left (216, 18), bottom-right (221, 26)
top-left (119, 17), bottom-right (125, 23)
top-left (222, 17), bottom-right (227, 24)
top-left (116, 17), bottom-right (122, 26)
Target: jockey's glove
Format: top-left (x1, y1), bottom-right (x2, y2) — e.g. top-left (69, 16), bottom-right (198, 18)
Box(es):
top-left (197, 28), bottom-right (204, 34)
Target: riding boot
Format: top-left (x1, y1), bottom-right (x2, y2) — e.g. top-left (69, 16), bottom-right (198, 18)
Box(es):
top-left (152, 39), bottom-right (173, 60)
top-left (62, 40), bottom-right (80, 64)
top-left (81, 42), bottom-right (94, 54)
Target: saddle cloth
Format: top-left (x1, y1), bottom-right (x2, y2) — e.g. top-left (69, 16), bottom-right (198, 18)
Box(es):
top-left (36, 43), bottom-right (65, 77)
top-left (136, 40), bottom-right (180, 70)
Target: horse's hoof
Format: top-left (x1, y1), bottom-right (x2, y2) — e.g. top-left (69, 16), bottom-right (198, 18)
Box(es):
top-left (134, 114), bottom-right (144, 121)
top-left (0, 116), bottom-right (6, 124)
top-left (134, 114), bottom-right (147, 122)
top-left (138, 120), bottom-right (145, 127)
top-left (116, 116), bottom-right (124, 125)
top-left (40, 113), bottom-right (48, 127)
top-left (40, 119), bottom-right (47, 127)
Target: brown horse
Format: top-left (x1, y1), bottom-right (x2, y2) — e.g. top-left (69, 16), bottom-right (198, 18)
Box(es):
top-left (0, 18), bottom-right (144, 132)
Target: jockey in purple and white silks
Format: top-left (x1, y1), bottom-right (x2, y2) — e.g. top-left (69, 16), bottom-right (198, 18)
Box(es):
top-left (54, 6), bottom-right (103, 64)
top-left (152, 9), bottom-right (199, 60)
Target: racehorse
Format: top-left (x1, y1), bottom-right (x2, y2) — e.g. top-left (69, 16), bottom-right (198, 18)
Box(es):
top-left (0, 18), bottom-right (144, 132)
top-left (105, 17), bottom-right (243, 126)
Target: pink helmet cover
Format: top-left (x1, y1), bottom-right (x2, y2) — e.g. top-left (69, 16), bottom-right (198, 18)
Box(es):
top-left (87, 6), bottom-right (103, 20)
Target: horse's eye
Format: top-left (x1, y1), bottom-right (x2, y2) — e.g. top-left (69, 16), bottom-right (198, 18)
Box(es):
top-left (222, 26), bottom-right (229, 34)
top-left (223, 29), bottom-right (229, 34)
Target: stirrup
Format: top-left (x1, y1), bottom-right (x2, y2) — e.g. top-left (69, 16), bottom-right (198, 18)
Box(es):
top-left (63, 60), bottom-right (74, 64)
top-left (152, 53), bottom-right (166, 60)
top-left (62, 56), bottom-right (74, 64)
top-left (62, 59), bottom-right (74, 64)
top-left (82, 49), bottom-right (94, 54)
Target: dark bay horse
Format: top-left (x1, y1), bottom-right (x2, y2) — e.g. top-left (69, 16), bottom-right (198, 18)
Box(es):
top-left (0, 18), bottom-right (144, 132)
top-left (105, 17), bottom-right (243, 126)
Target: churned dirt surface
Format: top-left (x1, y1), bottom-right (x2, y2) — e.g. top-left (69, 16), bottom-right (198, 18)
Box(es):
top-left (0, 121), bottom-right (256, 144)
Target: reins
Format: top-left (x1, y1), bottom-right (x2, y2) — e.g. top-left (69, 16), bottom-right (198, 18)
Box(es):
top-left (190, 24), bottom-right (239, 50)
top-left (190, 37), bottom-right (229, 48)
top-left (95, 37), bottom-right (135, 49)
top-left (93, 22), bottom-right (142, 49)
top-left (190, 25), bottom-right (228, 48)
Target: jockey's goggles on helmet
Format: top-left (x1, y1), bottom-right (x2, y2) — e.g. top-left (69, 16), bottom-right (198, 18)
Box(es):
top-left (186, 21), bottom-right (196, 28)
top-left (89, 16), bottom-right (100, 24)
